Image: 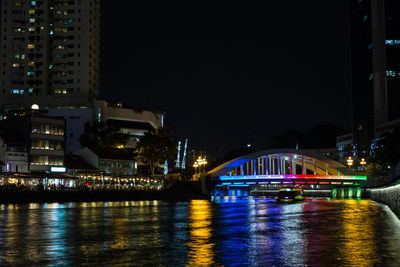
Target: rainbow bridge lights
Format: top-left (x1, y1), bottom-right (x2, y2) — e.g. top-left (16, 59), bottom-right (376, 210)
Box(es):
top-left (208, 149), bottom-right (367, 196)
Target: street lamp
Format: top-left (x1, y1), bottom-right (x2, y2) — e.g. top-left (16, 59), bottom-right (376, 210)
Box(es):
top-left (201, 157), bottom-right (207, 173)
top-left (360, 158), bottom-right (366, 169)
top-left (193, 156), bottom-right (207, 179)
top-left (347, 156), bottom-right (353, 167)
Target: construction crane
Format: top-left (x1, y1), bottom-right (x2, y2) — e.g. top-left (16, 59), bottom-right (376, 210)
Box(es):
top-left (181, 138), bottom-right (188, 169)
top-left (176, 141), bottom-right (181, 168)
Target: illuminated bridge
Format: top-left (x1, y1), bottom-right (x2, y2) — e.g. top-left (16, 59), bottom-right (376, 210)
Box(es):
top-left (208, 149), bottom-right (367, 198)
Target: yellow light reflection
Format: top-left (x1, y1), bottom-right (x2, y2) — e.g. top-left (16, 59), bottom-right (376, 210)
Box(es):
top-left (187, 200), bottom-right (216, 266)
top-left (338, 200), bottom-right (379, 266)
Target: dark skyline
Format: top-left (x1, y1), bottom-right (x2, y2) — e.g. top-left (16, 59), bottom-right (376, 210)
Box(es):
top-left (100, 2), bottom-right (352, 159)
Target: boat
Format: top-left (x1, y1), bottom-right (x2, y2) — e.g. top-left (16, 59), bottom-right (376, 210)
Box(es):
top-left (277, 188), bottom-right (304, 202)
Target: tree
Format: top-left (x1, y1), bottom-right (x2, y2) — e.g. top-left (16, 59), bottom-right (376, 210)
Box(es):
top-left (79, 121), bottom-right (130, 149)
top-left (134, 131), bottom-right (176, 176)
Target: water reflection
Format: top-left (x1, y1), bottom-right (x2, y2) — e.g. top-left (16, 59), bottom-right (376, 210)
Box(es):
top-left (281, 203), bottom-right (307, 266)
top-left (0, 199), bottom-right (398, 265)
top-left (187, 199), bottom-right (215, 266)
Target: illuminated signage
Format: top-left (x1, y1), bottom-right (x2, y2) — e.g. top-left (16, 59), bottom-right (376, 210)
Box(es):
top-left (50, 166), bottom-right (66, 173)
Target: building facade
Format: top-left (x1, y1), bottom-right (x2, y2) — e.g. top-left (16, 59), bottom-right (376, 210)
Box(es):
top-left (74, 146), bottom-right (136, 177)
top-left (0, 0), bottom-right (100, 112)
top-left (348, 0), bottom-right (400, 157)
top-left (0, 137), bottom-right (29, 173)
top-left (0, 110), bottom-right (66, 172)
top-left (94, 100), bottom-right (163, 148)
top-left (48, 106), bottom-right (92, 153)
top-left (30, 114), bottom-right (65, 171)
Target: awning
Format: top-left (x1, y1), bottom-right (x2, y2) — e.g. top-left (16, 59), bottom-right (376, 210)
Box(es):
top-left (2, 172), bottom-right (76, 179)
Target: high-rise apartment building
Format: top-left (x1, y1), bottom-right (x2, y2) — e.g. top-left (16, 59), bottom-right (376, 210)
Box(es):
top-left (0, 0), bottom-right (100, 112)
top-left (349, 0), bottom-right (400, 156)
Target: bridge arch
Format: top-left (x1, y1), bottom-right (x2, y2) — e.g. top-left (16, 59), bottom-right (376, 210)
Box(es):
top-left (209, 149), bottom-right (367, 198)
top-left (209, 149), bottom-right (353, 178)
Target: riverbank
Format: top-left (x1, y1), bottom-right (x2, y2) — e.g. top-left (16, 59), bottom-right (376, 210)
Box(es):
top-left (0, 190), bottom-right (208, 203)
top-left (0, 181), bottom-right (209, 203)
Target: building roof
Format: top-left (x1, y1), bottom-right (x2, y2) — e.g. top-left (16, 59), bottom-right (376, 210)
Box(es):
top-left (65, 154), bottom-right (99, 171)
top-left (4, 172), bottom-right (76, 179)
top-left (88, 146), bottom-right (134, 161)
top-left (107, 119), bottom-right (155, 131)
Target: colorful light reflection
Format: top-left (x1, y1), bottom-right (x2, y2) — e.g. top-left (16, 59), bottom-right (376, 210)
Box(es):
top-left (219, 175), bottom-right (367, 181)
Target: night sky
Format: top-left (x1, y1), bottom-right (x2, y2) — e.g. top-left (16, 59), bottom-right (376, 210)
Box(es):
top-left (100, 1), bottom-right (352, 159)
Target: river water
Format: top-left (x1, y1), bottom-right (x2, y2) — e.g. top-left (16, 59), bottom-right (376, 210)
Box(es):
top-left (0, 198), bottom-right (399, 266)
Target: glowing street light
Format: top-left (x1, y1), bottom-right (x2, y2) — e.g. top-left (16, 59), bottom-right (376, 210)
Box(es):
top-left (347, 157), bottom-right (353, 167)
top-left (360, 158), bottom-right (366, 170)
top-left (193, 156), bottom-right (207, 177)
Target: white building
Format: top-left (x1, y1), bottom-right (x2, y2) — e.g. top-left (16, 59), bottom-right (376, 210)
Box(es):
top-left (74, 146), bottom-right (136, 177)
top-left (48, 107), bottom-right (93, 153)
top-left (94, 100), bottom-right (163, 148)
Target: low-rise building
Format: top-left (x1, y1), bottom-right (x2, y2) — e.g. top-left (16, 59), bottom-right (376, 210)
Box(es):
top-left (74, 146), bottom-right (136, 177)
top-left (0, 110), bottom-right (66, 172)
top-left (94, 100), bottom-right (163, 148)
top-left (0, 137), bottom-right (29, 173)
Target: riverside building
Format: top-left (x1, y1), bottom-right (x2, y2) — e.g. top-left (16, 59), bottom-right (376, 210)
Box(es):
top-left (0, 0), bottom-right (100, 112)
top-left (337, 0), bottom-right (400, 160)
top-left (0, 109), bottom-right (66, 172)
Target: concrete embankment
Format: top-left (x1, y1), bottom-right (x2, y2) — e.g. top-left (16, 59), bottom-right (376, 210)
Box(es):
top-left (0, 181), bottom-right (208, 203)
top-left (369, 183), bottom-right (400, 217)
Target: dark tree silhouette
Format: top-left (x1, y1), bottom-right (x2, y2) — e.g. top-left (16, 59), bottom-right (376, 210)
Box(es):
top-left (79, 121), bottom-right (130, 149)
top-left (134, 131), bottom-right (176, 175)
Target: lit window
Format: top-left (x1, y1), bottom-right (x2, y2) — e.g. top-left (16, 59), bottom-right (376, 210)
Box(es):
top-left (386, 71), bottom-right (396, 77)
top-left (12, 63), bottom-right (20, 68)
top-left (10, 89), bottom-right (24, 95)
top-left (31, 1), bottom-right (36, 5)
top-left (29, 27), bottom-right (35, 32)
top-left (21, 55), bottom-right (26, 59)
top-left (28, 88), bottom-right (34, 93)
top-left (29, 10), bottom-right (35, 15)
top-left (385, 39), bottom-right (400, 45)
top-left (28, 44), bottom-right (35, 49)
top-left (28, 61), bottom-right (35, 67)
top-left (29, 18), bottom-right (36, 23)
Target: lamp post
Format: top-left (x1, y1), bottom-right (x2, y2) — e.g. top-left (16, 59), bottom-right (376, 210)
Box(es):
top-left (193, 156), bottom-right (207, 180)
top-left (202, 157), bottom-right (207, 173)
top-left (346, 156), bottom-right (353, 168)
top-left (360, 158), bottom-right (366, 170)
